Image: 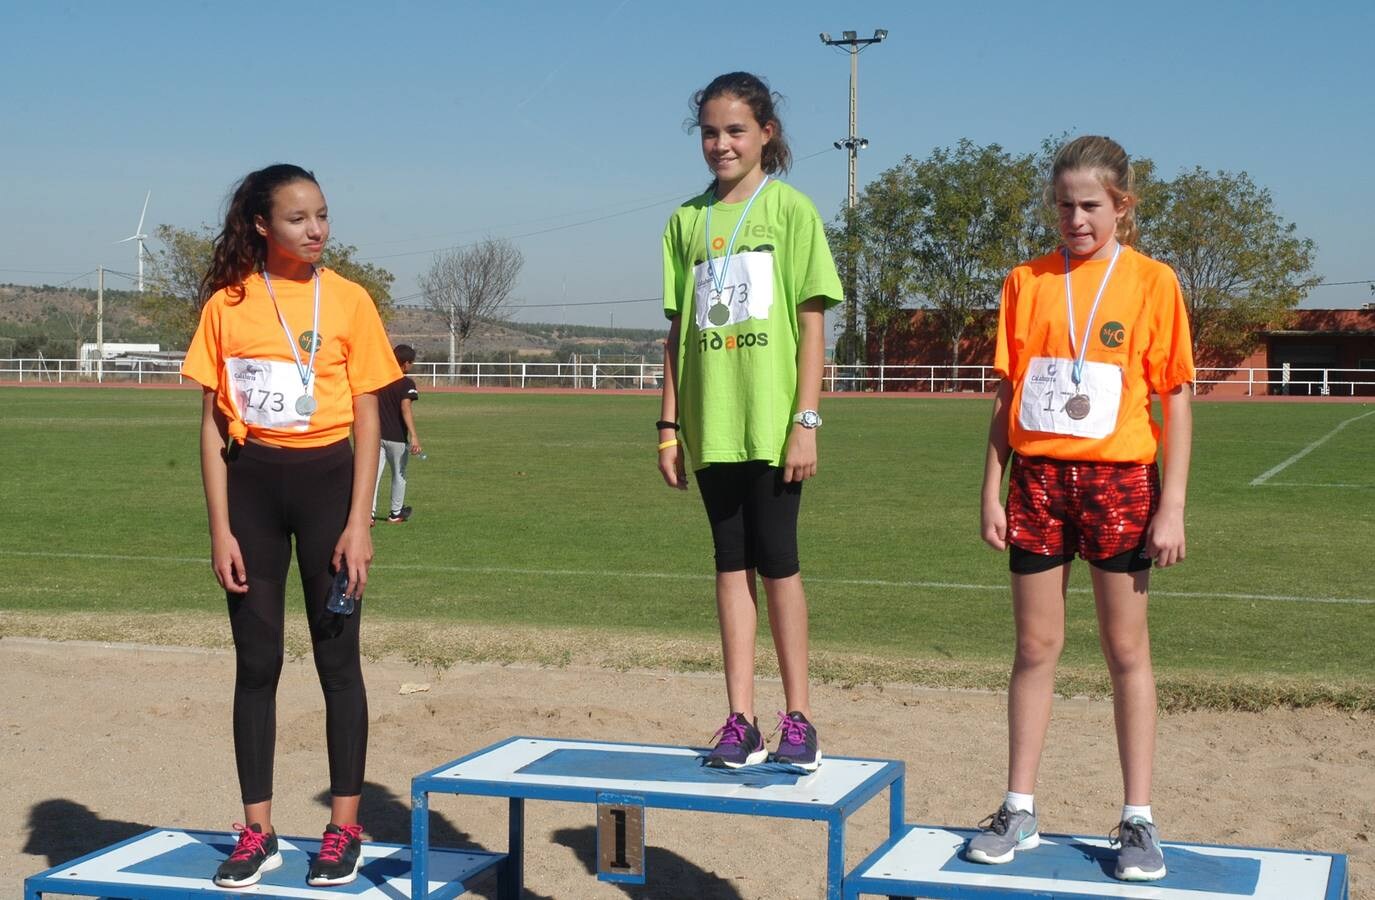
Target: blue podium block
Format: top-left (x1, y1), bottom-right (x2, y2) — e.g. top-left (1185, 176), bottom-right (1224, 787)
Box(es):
top-left (843, 824), bottom-right (1350, 900)
top-left (25, 828), bottom-right (506, 899)
top-left (411, 736), bottom-right (906, 900)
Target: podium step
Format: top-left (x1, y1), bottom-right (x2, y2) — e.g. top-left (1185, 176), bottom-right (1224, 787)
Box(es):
top-left (25, 828), bottom-right (505, 899)
top-left (843, 824), bottom-right (1349, 899)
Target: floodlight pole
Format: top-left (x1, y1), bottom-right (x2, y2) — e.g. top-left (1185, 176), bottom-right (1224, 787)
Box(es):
top-left (820, 29), bottom-right (886, 367)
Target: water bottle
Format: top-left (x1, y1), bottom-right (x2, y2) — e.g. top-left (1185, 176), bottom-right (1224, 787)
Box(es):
top-left (326, 563), bottom-right (356, 616)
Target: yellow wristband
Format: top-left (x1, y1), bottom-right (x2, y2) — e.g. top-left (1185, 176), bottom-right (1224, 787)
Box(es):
top-left (657, 439), bottom-right (680, 451)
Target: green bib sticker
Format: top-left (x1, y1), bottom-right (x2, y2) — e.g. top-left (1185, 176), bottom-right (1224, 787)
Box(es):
top-left (1099, 321), bottom-right (1125, 348)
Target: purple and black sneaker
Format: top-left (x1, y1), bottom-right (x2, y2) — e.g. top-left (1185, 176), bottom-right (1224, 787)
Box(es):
top-left (772, 710), bottom-right (821, 771)
top-left (705, 712), bottom-right (767, 768)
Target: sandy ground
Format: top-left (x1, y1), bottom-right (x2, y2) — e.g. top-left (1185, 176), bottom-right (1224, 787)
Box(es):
top-left (3, 637), bottom-right (1369, 899)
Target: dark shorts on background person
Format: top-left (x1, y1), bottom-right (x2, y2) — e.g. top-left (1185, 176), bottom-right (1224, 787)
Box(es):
top-left (696, 460), bottom-right (802, 578)
top-left (1006, 454), bottom-right (1159, 575)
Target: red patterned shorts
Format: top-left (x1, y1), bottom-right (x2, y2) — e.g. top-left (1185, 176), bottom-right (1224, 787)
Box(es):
top-left (1007, 455), bottom-right (1159, 562)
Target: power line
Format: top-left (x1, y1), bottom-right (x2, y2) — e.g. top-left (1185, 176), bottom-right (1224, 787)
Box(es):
top-left (360, 146), bottom-right (840, 263)
top-left (517, 295), bottom-right (656, 309)
top-left (56, 271), bottom-right (96, 288)
top-left (362, 195), bottom-right (694, 262)
top-left (1314, 279), bottom-right (1373, 287)
top-left (394, 291), bottom-right (656, 310)
top-left (361, 188), bottom-right (695, 249)
top-left (0, 267), bottom-right (88, 276)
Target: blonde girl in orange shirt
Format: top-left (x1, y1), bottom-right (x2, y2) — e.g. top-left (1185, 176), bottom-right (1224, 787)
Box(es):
top-left (970, 136), bottom-right (1194, 882)
top-left (181, 164), bottom-right (400, 888)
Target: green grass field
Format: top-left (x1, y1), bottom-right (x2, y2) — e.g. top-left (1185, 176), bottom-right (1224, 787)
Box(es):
top-left (1, 387), bottom-right (1371, 707)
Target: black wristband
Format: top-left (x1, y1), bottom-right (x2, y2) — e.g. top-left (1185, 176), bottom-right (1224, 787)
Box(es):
top-left (655, 420), bottom-right (680, 431)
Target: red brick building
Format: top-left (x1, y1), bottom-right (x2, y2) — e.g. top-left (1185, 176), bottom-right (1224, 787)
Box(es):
top-left (868, 308), bottom-right (1375, 396)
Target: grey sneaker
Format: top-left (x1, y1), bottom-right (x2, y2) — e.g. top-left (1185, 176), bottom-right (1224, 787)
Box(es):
top-left (1113, 816), bottom-right (1166, 881)
top-left (966, 804), bottom-right (1040, 864)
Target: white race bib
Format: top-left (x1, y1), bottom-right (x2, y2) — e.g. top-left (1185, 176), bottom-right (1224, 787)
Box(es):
top-left (692, 251), bottom-right (775, 331)
top-left (226, 357), bottom-right (314, 431)
top-left (1018, 356), bottom-right (1122, 439)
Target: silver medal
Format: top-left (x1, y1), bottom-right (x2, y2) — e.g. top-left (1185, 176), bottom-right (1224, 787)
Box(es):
top-left (1064, 394), bottom-right (1091, 420)
top-left (295, 394), bottom-right (318, 416)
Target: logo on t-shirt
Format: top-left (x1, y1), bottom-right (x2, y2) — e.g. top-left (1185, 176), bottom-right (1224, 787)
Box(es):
top-left (299, 331), bottom-right (322, 352)
top-left (1099, 321), bottom-right (1126, 349)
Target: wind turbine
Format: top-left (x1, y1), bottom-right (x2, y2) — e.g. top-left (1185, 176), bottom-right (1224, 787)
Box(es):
top-left (118, 191), bottom-right (151, 291)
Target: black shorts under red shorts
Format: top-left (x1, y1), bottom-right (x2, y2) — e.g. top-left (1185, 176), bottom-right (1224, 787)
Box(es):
top-left (1006, 454), bottom-right (1159, 570)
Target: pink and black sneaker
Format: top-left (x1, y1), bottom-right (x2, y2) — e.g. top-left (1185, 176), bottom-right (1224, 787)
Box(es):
top-left (772, 710), bottom-right (821, 771)
top-left (704, 712), bottom-right (767, 768)
top-left (307, 822), bottom-right (364, 886)
top-left (213, 822), bottom-right (281, 888)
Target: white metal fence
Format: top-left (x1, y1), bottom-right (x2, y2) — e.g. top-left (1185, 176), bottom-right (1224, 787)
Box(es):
top-left (1, 358), bottom-right (1371, 396)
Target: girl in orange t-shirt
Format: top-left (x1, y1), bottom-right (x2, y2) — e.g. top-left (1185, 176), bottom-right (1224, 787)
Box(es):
top-left (970, 137), bottom-right (1194, 883)
top-left (181, 164), bottom-right (400, 889)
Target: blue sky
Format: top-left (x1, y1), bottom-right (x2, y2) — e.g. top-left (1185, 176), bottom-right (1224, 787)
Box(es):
top-left (2, 0), bottom-right (1371, 330)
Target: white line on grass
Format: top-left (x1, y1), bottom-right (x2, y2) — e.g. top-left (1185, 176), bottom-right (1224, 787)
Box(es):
top-left (1250, 409), bottom-right (1375, 486)
top-left (2, 550), bottom-right (1372, 606)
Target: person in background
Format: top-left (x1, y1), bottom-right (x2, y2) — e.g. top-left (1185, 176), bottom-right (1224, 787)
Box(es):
top-left (372, 344), bottom-right (422, 524)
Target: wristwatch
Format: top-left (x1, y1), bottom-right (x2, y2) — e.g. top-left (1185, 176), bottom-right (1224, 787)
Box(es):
top-left (792, 409), bottom-right (822, 429)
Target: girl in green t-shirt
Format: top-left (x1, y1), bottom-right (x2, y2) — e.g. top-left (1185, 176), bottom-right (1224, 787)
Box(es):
top-left (658, 72), bottom-right (843, 772)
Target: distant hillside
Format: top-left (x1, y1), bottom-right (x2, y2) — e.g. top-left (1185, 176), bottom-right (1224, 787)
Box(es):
top-left (384, 305), bottom-right (664, 363)
top-left (0, 282), bottom-right (166, 357)
top-left (0, 283), bottom-right (664, 362)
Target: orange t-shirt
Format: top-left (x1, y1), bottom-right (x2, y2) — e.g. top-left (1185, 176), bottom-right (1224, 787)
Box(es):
top-left (181, 268), bottom-right (402, 449)
top-left (994, 246), bottom-right (1195, 464)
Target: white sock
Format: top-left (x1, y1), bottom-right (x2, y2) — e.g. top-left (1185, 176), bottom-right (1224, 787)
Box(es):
top-left (1005, 791), bottom-right (1035, 814)
top-left (1123, 804), bottom-right (1153, 823)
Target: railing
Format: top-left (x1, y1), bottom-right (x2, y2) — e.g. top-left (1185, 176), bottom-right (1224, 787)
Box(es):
top-left (1194, 365), bottom-right (1375, 397)
top-left (408, 361), bottom-right (666, 390)
top-left (2, 358), bottom-right (1371, 396)
top-left (0, 357), bottom-right (186, 384)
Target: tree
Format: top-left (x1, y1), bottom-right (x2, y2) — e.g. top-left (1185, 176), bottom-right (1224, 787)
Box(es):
top-left (54, 293), bottom-right (95, 358)
top-left (142, 224), bottom-right (211, 346)
top-left (1140, 168), bottom-right (1319, 365)
top-left (325, 243), bottom-right (396, 321)
top-left (420, 239), bottom-right (524, 365)
top-left (905, 140), bottom-right (1038, 367)
top-left (827, 166), bottom-right (921, 368)
top-left (143, 225), bottom-right (399, 347)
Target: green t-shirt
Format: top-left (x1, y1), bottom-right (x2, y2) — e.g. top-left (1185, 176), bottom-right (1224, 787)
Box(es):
top-left (662, 179), bottom-right (843, 469)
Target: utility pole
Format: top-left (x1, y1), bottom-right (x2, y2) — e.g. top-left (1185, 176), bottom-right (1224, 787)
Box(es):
top-left (820, 28), bottom-right (887, 367)
top-left (96, 266), bottom-right (104, 384)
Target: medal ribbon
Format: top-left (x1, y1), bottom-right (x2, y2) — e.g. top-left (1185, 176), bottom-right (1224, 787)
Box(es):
top-left (262, 267), bottom-right (321, 397)
top-left (1063, 242), bottom-right (1121, 389)
top-left (704, 175), bottom-right (769, 298)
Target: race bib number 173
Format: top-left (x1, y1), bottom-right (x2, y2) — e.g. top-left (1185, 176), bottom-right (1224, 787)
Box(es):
top-left (226, 357), bottom-right (313, 431)
top-left (1017, 356), bottom-right (1122, 439)
top-left (692, 251), bottom-right (775, 331)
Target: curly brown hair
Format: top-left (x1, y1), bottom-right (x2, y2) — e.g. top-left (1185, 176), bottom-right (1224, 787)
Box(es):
top-left (200, 164), bottom-right (319, 304)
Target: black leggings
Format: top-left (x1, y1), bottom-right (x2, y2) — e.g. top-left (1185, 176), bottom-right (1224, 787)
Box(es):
top-left (696, 461), bottom-right (803, 579)
top-left (226, 439), bottom-right (367, 804)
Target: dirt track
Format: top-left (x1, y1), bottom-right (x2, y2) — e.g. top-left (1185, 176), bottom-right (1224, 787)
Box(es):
top-left (4, 637), bottom-right (1369, 898)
